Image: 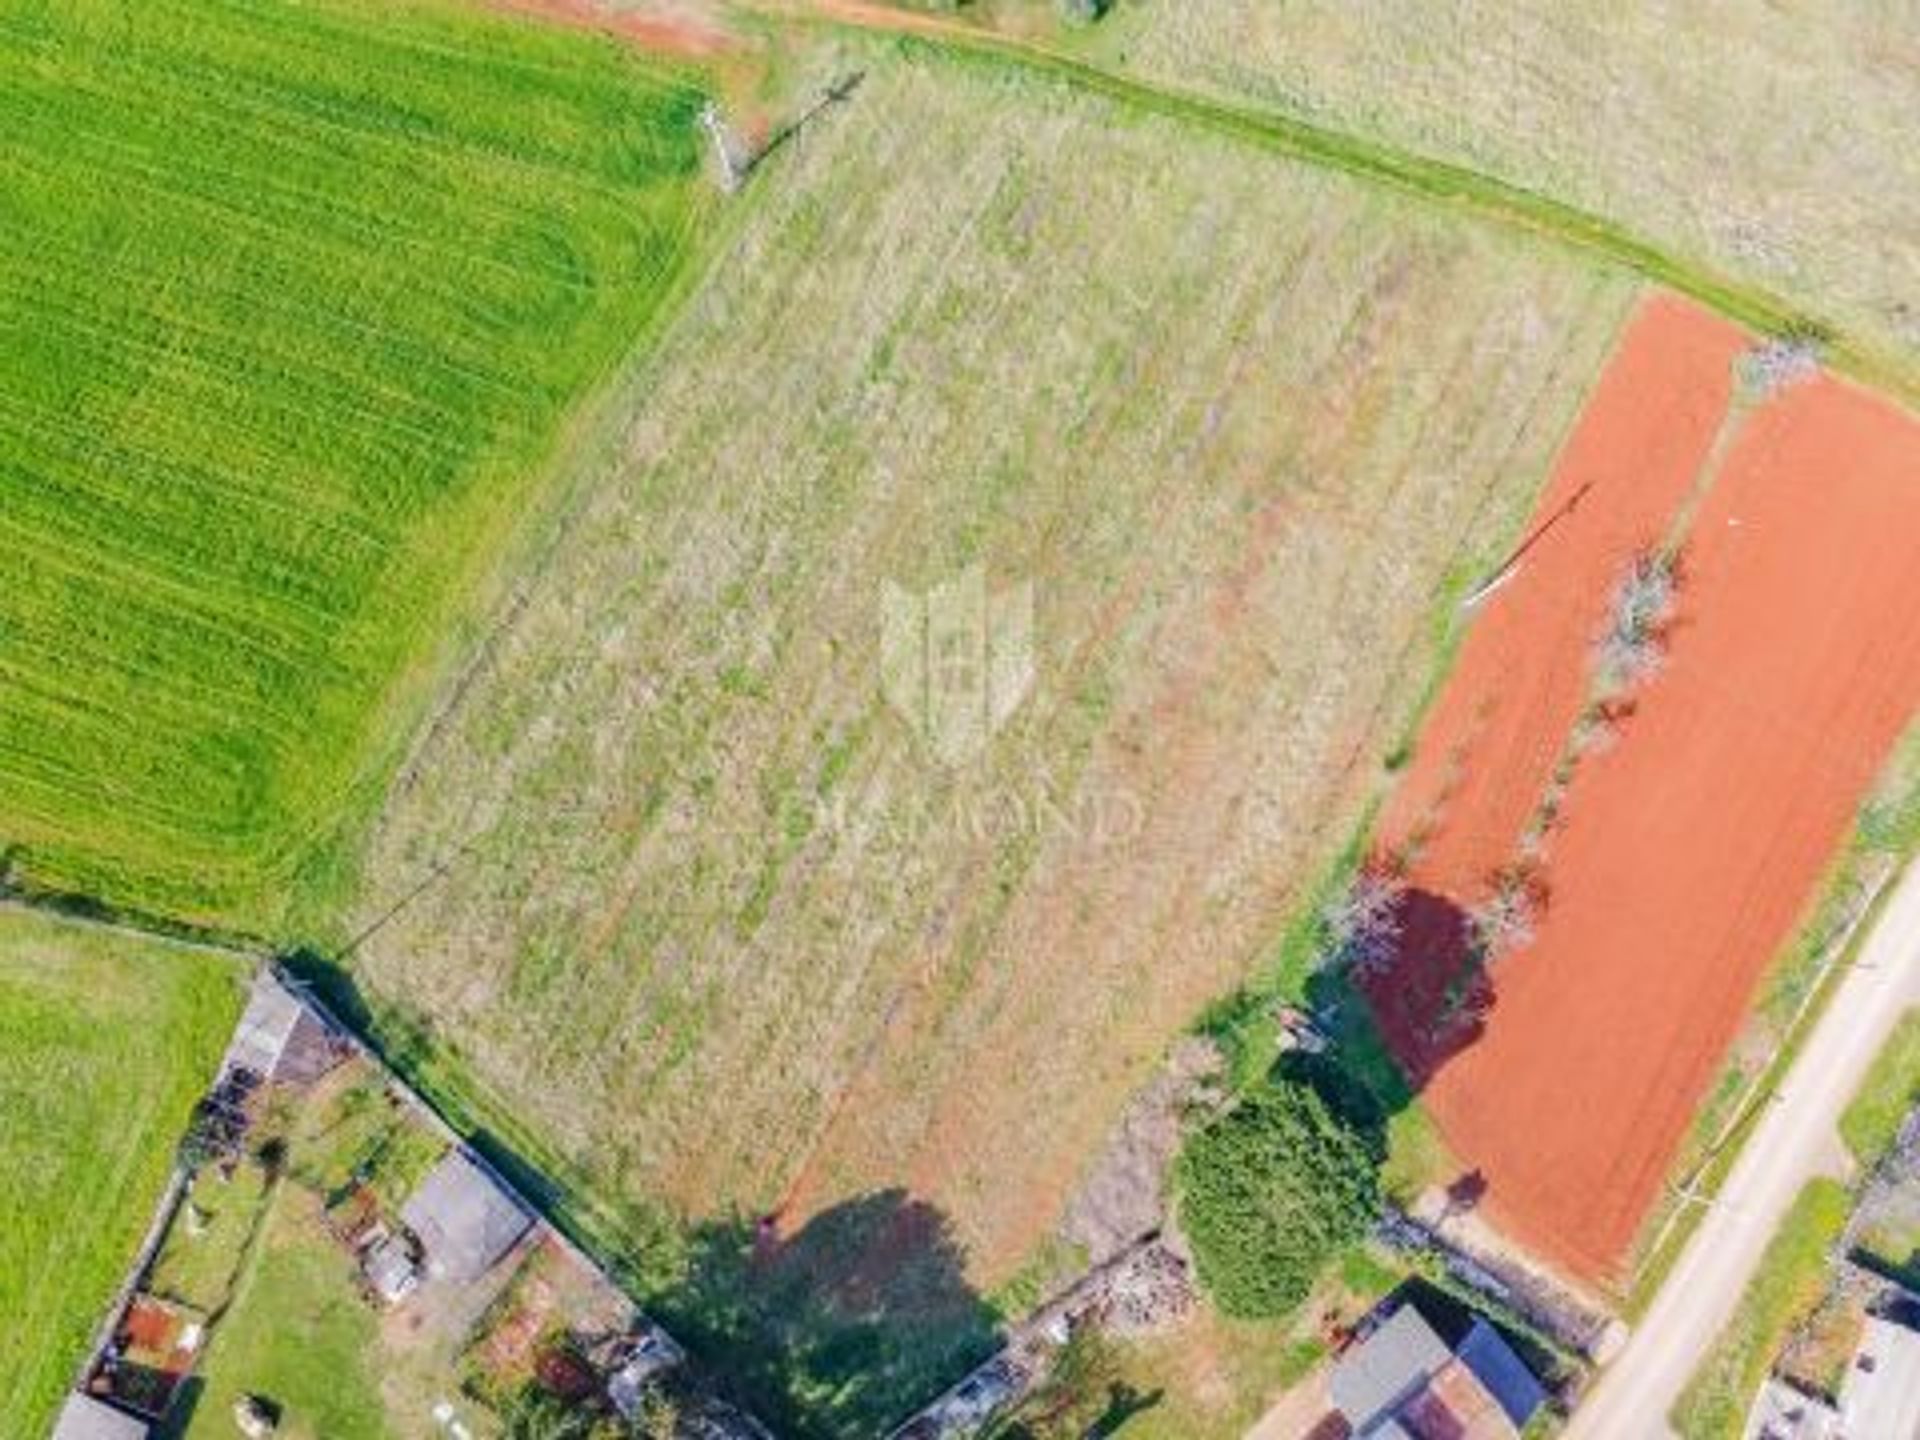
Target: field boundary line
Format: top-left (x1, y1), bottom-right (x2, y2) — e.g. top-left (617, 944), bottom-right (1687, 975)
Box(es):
top-left (737, 0), bottom-right (1920, 411)
top-left (0, 890), bottom-right (268, 965)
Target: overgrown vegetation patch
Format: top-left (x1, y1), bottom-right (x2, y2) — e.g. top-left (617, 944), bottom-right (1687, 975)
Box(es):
top-left (1670, 1178), bottom-right (1850, 1439)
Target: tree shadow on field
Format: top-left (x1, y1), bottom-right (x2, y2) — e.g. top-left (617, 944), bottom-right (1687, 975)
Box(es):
top-left (1337, 887), bottom-right (1496, 1094)
top-left (668, 1189), bottom-right (1000, 1440)
top-left (275, 950), bottom-right (1000, 1436)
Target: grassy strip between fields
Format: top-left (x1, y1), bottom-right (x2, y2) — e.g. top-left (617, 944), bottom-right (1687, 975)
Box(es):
top-left (1670, 1008), bottom-right (1920, 1437)
top-left (1670, 1178), bottom-right (1852, 1440)
top-left (1840, 1010), bottom-right (1920, 1164)
top-left (753, 7), bottom-right (1920, 412)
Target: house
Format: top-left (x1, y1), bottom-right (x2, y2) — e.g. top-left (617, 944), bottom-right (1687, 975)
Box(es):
top-left (223, 974), bottom-right (342, 1086)
top-left (52, 1394), bottom-right (149, 1440)
top-left (400, 1149), bottom-right (531, 1283)
top-left (1842, 1311), bottom-right (1920, 1437)
top-left (1330, 1302), bottom-right (1547, 1438)
top-left (1747, 1306), bottom-right (1920, 1439)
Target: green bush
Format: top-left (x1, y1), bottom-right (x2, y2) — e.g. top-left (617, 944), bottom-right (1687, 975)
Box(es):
top-left (1175, 1079), bottom-right (1381, 1318)
top-left (1840, 1008), bottom-right (1920, 1165)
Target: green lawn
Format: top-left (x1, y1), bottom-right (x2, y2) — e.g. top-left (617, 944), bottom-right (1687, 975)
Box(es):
top-left (182, 1188), bottom-right (390, 1440)
top-left (0, 0), bottom-right (709, 926)
top-left (147, 1162), bottom-right (274, 1315)
top-left (0, 909), bottom-right (244, 1437)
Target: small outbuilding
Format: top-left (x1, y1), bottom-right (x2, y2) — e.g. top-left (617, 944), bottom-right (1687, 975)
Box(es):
top-left (360, 1228), bottom-right (421, 1306)
top-left (1837, 1310), bottom-right (1920, 1437)
top-left (400, 1149), bottom-right (531, 1283)
top-left (52, 1394), bottom-right (149, 1440)
top-left (222, 975), bottom-right (341, 1086)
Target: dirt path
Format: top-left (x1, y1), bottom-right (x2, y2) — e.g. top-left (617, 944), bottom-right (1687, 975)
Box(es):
top-left (1242, 1368), bottom-right (1337, 1440)
top-left (1569, 855), bottom-right (1920, 1437)
top-left (481, 0), bottom-right (735, 57)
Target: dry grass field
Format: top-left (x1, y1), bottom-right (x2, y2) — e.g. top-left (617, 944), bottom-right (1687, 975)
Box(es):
top-left (347, 44), bottom-right (1629, 1431)
top-left (1099, 2), bottom-right (1920, 384)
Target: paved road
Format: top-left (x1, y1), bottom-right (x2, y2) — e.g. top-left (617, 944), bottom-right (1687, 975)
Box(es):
top-left (1569, 857), bottom-right (1920, 1438)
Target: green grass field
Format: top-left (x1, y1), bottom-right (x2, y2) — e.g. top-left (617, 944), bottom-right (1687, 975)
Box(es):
top-left (344, 42), bottom-right (1629, 1435)
top-left (0, 908), bottom-right (243, 1438)
top-left (0, 0), bottom-right (709, 926)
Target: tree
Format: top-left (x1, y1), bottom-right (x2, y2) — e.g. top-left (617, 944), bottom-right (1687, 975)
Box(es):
top-left (1595, 551), bottom-right (1675, 697)
top-left (1175, 1079), bottom-right (1380, 1319)
top-left (982, 1329), bottom-right (1148, 1440)
top-left (1320, 861), bottom-right (1406, 977)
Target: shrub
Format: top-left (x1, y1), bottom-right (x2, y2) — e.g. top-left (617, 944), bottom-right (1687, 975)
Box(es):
top-left (982, 1329), bottom-right (1135, 1439)
top-left (1470, 864), bottom-right (1544, 962)
top-left (1595, 551), bottom-right (1676, 696)
top-left (1320, 860), bottom-right (1407, 977)
top-left (1175, 1079), bottom-right (1380, 1318)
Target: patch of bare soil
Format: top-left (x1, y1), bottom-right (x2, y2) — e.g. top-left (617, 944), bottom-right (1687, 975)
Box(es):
top-left (482, 0), bottom-right (736, 58)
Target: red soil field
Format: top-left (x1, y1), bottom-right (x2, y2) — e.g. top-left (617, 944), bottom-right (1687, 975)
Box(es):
top-left (1366, 296), bottom-right (1747, 1080)
top-left (1369, 293), bottom-right (1920, 1282)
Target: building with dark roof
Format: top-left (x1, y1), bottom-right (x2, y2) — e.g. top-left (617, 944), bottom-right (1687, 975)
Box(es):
top-left (222, 973), bottom-right (343, 1086)
top-left (1330, 1301), bottom-right (1546, 1439)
